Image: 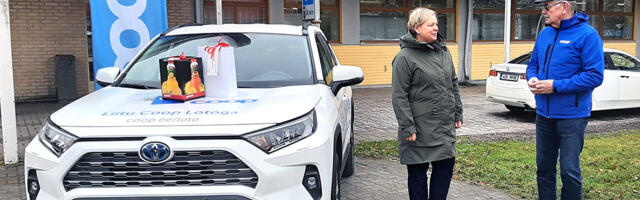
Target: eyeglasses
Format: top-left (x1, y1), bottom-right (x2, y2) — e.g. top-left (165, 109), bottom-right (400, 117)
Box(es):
top-left (543, 1), bottom-right (565, 11)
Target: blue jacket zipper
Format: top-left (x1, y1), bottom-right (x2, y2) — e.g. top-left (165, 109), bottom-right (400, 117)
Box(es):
top-left (543, 30), bottom-right (561, 118)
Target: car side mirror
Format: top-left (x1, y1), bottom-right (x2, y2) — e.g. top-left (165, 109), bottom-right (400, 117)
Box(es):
top-left (95, 67), bottom-right (121, 87)
top-left (330, 65), bottom-right (364, 95)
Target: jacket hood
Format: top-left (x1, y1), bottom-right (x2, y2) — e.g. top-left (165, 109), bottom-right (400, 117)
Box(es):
top-left (399, 32), bottom-right (446, 50)
top-left (559, 11), bottom-right (588, 30)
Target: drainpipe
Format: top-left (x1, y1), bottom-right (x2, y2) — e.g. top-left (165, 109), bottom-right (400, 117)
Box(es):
top-left (457, 0), bottom-right (472, 83)
top-left (194, 0), bottom-right (203, 23)
top-left (269, 0), bottom-right (284, 24)
top-left (636, 0), bottom-right (639, 58)
top-left (458, 0), bottom-right (473, 83)
top-left (216, 0), bottom-right (222, 24)
top-left (504, 0), bottom-right (511, 63)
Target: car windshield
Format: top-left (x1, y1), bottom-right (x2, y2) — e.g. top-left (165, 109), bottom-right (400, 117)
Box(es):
top-left (118, 33), bottom-right (314, 88)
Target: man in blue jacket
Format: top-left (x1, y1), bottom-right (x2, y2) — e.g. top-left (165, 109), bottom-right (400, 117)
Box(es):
top-left (527, 0), bottom-right (604, 199)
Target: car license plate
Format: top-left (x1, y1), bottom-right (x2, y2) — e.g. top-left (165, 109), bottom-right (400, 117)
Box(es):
top-left (500, 72), bottom-right (519, 82)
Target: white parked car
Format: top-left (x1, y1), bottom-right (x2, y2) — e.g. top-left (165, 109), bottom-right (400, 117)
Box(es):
top-left (24, 24), bottom-right (363, 200)
top-left (486, 48), bottom-right (640, 113)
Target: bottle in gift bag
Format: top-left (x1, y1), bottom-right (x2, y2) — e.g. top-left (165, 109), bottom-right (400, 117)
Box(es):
top-left (185, 59), bottom-right (205, 95)
top-left (162, 61), bottom-right (181, 95)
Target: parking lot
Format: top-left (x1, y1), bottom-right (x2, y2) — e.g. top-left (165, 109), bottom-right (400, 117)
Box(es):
top-left (353, 85), bottom-right (640, 143)
top-left (3, 84), bottom-right (640, 199)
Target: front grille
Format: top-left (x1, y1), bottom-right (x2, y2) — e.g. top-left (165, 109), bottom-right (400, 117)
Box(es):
top-left (63, 150), bottom-right (259, 191)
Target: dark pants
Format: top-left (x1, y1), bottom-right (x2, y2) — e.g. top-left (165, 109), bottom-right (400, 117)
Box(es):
top-left (536, 115), bottom-right (588, 200)
top-left (407, 157), bottom-right (455, 200)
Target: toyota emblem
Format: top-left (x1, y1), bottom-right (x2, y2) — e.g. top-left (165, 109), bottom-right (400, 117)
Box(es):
top-left (139, 142), bottom-right (172, 164)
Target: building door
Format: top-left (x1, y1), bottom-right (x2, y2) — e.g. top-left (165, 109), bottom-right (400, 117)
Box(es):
top-left (203, 0), bottom-right (268, 24)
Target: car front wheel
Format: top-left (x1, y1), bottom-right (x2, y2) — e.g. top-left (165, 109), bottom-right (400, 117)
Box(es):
top-left (341, 142), bottom-right (354, 178)
top-left (342, 103), bottom-right (355, 178)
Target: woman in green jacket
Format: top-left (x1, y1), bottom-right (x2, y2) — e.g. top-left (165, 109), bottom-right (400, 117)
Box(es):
top-left (391, 7), bottom-right (463, 200)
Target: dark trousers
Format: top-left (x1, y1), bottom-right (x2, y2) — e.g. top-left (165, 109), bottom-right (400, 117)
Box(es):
top-left (407, 157), bottom-right (455, 200)
top-left (536, 115), bottom-right (588, 200)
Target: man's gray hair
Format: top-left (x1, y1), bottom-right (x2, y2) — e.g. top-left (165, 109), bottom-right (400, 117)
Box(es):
top-left (566, 1), bottom-right (577, 13)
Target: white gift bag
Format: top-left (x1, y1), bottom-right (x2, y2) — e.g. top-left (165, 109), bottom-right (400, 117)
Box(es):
top-left (198, 44), bottom-right (237, 98)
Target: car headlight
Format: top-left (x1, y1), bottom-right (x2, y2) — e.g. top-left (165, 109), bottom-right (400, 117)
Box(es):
top-left (38, 119), bottom-right (78, 156)
top-left (244, 110), bottom-right (316, 153)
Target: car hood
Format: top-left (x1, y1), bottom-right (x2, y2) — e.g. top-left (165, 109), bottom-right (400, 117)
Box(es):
top-left (50, 85), bottom-right (322, 128)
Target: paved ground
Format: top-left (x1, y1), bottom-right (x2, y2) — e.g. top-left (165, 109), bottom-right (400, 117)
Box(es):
top-left (3, 85), bottom-right (640, 199)
top-left (353, 85), bottom-right (640, 142)
top-left (341, 158), bottom-right (515, 200)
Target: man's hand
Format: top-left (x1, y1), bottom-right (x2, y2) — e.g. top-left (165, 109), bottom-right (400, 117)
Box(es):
top-left (533, 80), bottom-right (554, 94)
top-left (455, 121), bottom-right (462, 128)
top-left (405, 133), bottom-right (416, 142)
top-left (528, 77), bottom-right (539, 92)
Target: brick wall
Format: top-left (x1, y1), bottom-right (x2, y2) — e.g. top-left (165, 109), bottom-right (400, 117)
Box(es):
top-left (167, 0), bottom-right (194, 28)
top-left (9, 0), bottom-right (89, 101)
top-left (8, 0), bottom-right (192, 101)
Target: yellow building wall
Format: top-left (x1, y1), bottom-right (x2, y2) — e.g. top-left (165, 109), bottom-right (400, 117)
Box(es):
top-left (331, 45), bottom-right (396, 86)
top-left (470, 43), bottom-right (534, 80)
top-left (332, 41), bottom-right (637, 85)
top-left (469, 42), bottom-right (637, 80)
top-left (470, 43), bottom-right (504, 80)
top-left (331, 44), bottom-right (459, 86)
top-left (509, 43), bottom-right (535, 60)
top-left (603, 42), bottom-right (636, 55)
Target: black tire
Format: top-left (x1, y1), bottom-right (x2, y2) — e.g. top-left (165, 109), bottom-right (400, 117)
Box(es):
top-left (342, 103), bottom-right (355, 178)
top-left (331, 148), bottom-right (341, 200)
top-left (505, 105), bottom-right (526, 113)
top-left (342, 139), bottom-right (355, 178)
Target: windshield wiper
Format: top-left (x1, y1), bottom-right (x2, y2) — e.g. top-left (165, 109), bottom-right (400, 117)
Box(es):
top-left (118, 83), bottom-right (158, 89)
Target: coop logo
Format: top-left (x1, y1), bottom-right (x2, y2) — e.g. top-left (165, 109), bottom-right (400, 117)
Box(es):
top-left (151, 96), bottom-right (259, 105)
top-left (90, 0), bottom-right (167, 89)
top-left (189, 99), bottom-right (259, 104)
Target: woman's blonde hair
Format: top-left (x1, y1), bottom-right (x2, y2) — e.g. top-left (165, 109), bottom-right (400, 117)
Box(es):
top-left (407, 7), bottom-right (437, 31)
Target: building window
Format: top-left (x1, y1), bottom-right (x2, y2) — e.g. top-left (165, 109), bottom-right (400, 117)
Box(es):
top-left (203, 0), bottom-right (267, 24)
top-left (360, 11), bottom-right (408, 41)
top-left (513, 0), bottom-right (634, 40)
top-left (576, 0), bottom-right (600, 11)
top-left (472, 0), bottom-right (505, 41)
top-left (513, 13), bottom-right (539, 40)
top-left (360, 0), bottom-right (456, 42)
top-left (599, 0), bottom-right (634, 39)
top-left (283, 0), bottom-right (340, 42)
top-left (558, 0), bottom-right (633, 39)
top-left (513, 0), bottom-right (542, 40)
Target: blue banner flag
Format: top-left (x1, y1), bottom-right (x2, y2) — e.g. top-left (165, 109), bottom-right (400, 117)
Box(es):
top-left (90, 0), bottom-right (168, 89)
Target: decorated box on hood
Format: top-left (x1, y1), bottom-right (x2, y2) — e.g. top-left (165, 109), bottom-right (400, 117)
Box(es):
top-left (159, 54), bottom-right (205, 101)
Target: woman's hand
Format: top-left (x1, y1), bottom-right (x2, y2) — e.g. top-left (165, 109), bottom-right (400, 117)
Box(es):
top-left (405, 133), bottom-right (416, 142)
top-left (455, 121), bottom-right (462, 128)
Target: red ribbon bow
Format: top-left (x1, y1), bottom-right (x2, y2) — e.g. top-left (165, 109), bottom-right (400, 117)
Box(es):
top-left (204, 38), bottom-right (230, 58)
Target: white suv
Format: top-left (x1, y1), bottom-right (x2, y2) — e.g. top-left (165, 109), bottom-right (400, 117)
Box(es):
top-left (24, 24), bottom-right (363, 200)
